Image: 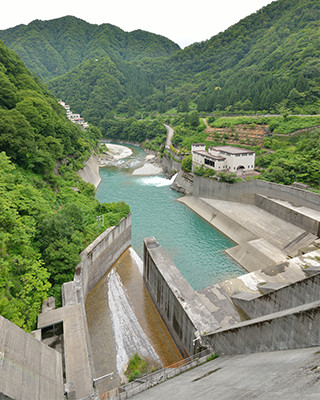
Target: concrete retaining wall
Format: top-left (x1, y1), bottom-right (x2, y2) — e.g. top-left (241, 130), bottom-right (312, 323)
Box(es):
top-left (192, 177), bottom-right (320, 211)
top-left (232, 271), bottom-right (320, 319)
top-left (75, 215), bottom-right (131, 302)
top-left (0, 316), bottom-right (63, 400)
top-left (143, 237), bottom-right (217, 357)
top-left (204, 301), bottom-right (320, 355)
top-left (171, 170), bottom-right (194, 195)
top-left (255, 194), bottom-right (320, 236)
top-left (161, 153), bottom-right (181, 175)
top-left (77, 153), bottom-right (101, 188)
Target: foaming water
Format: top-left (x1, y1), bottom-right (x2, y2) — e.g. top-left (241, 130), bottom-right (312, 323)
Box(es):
top-left (138, 174), bottom-right (177, 187)
top-left (97, 147), bottom-right (244, 290)
top-left (107, 268), bottom-right (161, 376)
top-left (85, 248), bottom-right (181, 393)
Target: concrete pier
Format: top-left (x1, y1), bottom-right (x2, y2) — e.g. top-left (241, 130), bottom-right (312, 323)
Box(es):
top-left (143, 237), bottom-right (218, 357)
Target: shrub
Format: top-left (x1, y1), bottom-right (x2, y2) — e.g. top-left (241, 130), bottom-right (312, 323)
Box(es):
top-left (217, 171), bottom-right (241, 183)
top-left (126, 354), bottom-right (147, 382)
top-left (181, 154), bottom-right (192, 172)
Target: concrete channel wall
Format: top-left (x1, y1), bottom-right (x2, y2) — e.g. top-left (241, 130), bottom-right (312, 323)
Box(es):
top-left (143, 237), bottom-right (218, 357)
top-left (38, 216), bottom-right (132, 400)
top-left (77, 153), bottom-right (101, 188)
top-left (204, 301), bottom-right (320, 356)
top-left (254, 194), bottom-right (320, 236)
top-left (0, 315), bottom-right (64, 400)
top-left (171, 170), bottom-right (194, 195)
top-left (232, 271), bottom-right (320, 319)
top-left (74, 215), bottom-right (132, 302)
top-left (192, 176), bottom-right (320, 211)
top-left (161, 153), bottom-right (182, 175)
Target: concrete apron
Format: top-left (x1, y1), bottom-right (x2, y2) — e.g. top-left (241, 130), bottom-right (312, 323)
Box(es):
top-left (85, 247), bottom-right (182, 396)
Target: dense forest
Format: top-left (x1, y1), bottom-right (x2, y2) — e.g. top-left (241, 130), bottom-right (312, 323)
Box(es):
top-left (0, 41), bottom-right (129, 331)
top-left (0, 0), bottom-right (318, 132)
top-left (0, 16), bottom-right (180, 81)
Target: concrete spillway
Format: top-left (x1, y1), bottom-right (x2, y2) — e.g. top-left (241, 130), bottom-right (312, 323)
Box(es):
top-left (85, 247), bottom-right (182, 396)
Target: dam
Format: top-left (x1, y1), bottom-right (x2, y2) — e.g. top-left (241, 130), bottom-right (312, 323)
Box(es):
top-left (85, 144), bottom-right (245, 395)
top-left (3, 145), bottom-right (320, 400)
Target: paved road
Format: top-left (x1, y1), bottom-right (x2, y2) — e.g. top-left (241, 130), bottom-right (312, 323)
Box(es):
top-left (164, 124), bottom-right (174, 148)
top-left (132, 347), bottom-right (320, 400)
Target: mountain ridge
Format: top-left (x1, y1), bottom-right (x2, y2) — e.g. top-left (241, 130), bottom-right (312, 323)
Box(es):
top-left (0, 15), bottom-right (180, 80)
top-left (1, 0), bottom-right (319, 128)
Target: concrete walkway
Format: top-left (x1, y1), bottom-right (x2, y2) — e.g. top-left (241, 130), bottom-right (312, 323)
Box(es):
top-left (131, 347), bottom-right (320, 399)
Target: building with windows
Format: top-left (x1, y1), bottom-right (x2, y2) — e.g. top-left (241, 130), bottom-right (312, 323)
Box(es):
top-left (191, 144), bottom-right (255, 173)
top-left (58, 101), bottom-right (89, 130)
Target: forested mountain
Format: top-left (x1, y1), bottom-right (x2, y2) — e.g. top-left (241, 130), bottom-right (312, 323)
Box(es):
top-left (167, 0), bottom-right (320, 114)
top-left (0, 16), bottom-right (180, 81)
top-left (1, 0), bottom-right (319, 132)
top-left (127, 0), bottom-right (319, 114)
top-left (0, 41), bottom-right (129, 331)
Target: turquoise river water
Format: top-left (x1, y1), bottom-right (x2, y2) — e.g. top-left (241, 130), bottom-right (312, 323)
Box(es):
top-left (96, 145), bottom-right (244, 291)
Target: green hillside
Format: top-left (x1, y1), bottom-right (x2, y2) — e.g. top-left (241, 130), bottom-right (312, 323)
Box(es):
top-left (131, 0), bottom-right (319, 114)
top-left (171, 0), bottom-right (320, 114)
top-left (0, 16), bottom-right (180, 81)
top-left (41, 0), bottom-right (319, 135)
top-left (0, 41), bottom-right (129, 331)
top-left (1, 0), bottom-right (319, 127)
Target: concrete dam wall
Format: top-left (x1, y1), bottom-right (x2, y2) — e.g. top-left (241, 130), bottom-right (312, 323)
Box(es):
top-left (204, 300), bottom-right (320, 356)
top-left (193, 176), bottom-right (320, 212)
top-left (74, 214), bottom-right (132, 303)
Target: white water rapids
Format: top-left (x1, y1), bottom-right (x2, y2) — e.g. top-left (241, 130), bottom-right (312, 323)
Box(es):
top-left (107, 267), bottom-right (161, 377)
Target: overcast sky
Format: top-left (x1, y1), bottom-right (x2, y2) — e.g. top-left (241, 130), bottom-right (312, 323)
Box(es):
top-left (1, 0), bottom-right (276, 48)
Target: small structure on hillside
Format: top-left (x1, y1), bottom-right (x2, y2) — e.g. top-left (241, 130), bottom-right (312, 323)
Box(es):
top-left (59, 100), bottom-right (89, 130)
top-left (191, 144), bottom-right (255, 173)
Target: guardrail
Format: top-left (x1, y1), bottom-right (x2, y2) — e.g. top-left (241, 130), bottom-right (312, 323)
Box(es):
top-left (107, 349), bottom-right (216, 400)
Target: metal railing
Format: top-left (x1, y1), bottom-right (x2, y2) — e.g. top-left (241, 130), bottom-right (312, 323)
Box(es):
top-left (107, 349), bottom-right (215, 400)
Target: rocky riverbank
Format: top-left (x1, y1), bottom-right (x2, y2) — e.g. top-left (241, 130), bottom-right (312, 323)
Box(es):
top-left (99, 143), bottom-right (164, 175)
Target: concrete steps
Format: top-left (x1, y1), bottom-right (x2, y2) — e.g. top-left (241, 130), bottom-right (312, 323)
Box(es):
top-left (179, 196), bottom-right (319, 274)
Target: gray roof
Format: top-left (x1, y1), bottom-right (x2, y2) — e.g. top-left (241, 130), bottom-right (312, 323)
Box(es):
top-left (210, 146), bottom-right (255, 155)
top-left (193, 150), bottom-right (225, 161)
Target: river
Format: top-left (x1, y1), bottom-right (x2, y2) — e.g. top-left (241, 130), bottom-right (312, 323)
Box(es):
top-left (96, 144), bottom-right (243, 290)
top-left (86, 144), bottom-right (244, 395)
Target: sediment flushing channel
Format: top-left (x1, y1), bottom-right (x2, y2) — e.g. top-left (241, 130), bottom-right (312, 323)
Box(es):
top-left (85, 144), bottom-right (244, 394)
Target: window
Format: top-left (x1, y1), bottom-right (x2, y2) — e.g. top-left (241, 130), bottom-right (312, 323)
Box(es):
top-left (205, 158), bottom-right (215, 167)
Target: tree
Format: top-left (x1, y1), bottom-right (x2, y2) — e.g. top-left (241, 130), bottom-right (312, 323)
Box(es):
top-left (181, 154), bottom-right (192, 172)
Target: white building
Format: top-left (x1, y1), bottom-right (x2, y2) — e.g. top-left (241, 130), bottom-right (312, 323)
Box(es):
top-left (191, 144), bottom-right (255, 173)
top-left (58, 101), bottom-right (89, 130)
